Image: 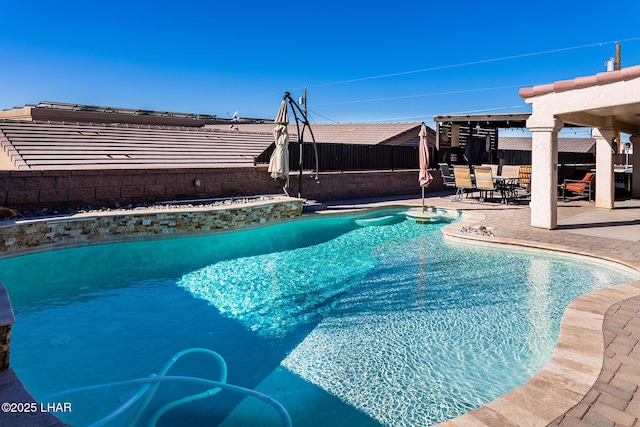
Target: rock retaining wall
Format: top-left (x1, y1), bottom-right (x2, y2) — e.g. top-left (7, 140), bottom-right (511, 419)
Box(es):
top-left (0, 197), bottom-right (304, 259)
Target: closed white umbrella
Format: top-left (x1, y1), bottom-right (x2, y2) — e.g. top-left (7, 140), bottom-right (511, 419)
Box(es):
top-left (268, 100), bottom-right (290, 190)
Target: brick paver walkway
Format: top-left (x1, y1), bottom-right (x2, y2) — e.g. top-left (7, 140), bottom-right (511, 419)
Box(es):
top-left (551, 296), bottom-right (640, 427)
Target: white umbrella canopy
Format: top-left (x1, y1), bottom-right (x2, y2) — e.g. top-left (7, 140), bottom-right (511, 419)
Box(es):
top-left (268, 100), bottom-right (290, 182)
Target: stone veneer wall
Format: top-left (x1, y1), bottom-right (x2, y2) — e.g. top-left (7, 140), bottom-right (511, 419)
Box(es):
top-left (0, 197), bottom-right (303, 258)
top-left (0, 167), bottom-right (445, 213)
top-left (0, 326), bottom-right (9, 370)
top-left (0, 283), bottom-right (13, 371)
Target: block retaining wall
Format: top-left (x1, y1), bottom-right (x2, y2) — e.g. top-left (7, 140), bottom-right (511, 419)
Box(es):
top-left (0, 167), bottom-right (445, 212)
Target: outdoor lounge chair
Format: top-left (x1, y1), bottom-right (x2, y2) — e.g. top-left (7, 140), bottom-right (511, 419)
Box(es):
top-left (452, 165), bottom-right (476, 201)
top-left (439, 163), bottom-right (456, 188)
top-left (473, 166), bottom-right (496, 202)
top-left (560, 172), bottom-right (595, 201)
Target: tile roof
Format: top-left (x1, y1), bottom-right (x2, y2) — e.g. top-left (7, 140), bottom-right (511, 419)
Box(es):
top-left (205, 122), bottom-right (430, 146)
top-left (519, 64), bottom-right (640, 98)
top-left (498, 136), bottom-right (595, 153)
top-left (0, 101), bottom-right (270, 127)
top-left (0, 120), bottom-right (275, 170)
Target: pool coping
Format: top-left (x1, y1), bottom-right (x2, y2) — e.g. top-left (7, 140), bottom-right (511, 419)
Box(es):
top-left (436, 208), bottom-right (640, 426)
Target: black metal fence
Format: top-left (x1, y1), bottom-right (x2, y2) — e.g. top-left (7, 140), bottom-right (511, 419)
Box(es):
top-left (615, 153), bottom-right (633, 166)
top-left (257, 143), bottom-right (420, 171)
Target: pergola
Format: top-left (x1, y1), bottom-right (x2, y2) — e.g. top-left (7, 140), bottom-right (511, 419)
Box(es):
top-left (433, 113), bottom-right (530, 160)
top-left (519, 65), bottom-right (640, 229)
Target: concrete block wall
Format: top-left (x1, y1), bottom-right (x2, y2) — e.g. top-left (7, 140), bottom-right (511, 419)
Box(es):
top-left (285, 170), bottom-right (446, 200)
top-left (0, 168), bottom-right (446, 212)
top-left (0, 168), bottom-right (286, 211)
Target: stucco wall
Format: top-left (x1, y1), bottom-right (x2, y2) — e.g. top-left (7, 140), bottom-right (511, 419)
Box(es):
top-left (0, 167), bottom-right (445, 212)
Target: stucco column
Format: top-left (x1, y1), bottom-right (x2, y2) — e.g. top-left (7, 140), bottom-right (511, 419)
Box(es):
top-left (592, 128), bottom-right (616, 209)
top-left (527, 115), bottom-right (563, 229)
top-left (631, 135), bottom-right (640, 198)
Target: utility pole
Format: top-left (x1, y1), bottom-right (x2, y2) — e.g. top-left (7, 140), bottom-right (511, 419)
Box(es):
top-left (302, 88), bottom-right (308, 119)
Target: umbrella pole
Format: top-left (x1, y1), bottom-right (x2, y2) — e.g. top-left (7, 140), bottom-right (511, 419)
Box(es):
top-left (422, 187), bottom-right (425, 212)
top-left (298, 141), bottom-right (303, 198)
top-left (283, 92), bottom-right (320, 199)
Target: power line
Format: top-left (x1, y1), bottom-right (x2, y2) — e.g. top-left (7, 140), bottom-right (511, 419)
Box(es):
top-left (313, 83), bottom-right (546, 106)
top-left (363, 105), bottom-right (528, 123)
top-left (307, 109), bottom-right (340, 124)
top-left (298, 38), bottom-right (640, 90)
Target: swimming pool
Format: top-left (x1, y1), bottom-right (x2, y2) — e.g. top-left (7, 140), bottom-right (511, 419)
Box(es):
top-left (2, 208), bottom-right (638, 426)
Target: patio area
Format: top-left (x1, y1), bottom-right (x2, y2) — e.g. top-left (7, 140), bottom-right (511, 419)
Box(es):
top-left (321, 192), bottom-right (640, 426)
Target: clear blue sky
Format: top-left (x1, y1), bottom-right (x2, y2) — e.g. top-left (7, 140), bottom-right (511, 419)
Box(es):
top-left (2, 0), bottom-right (640, 135)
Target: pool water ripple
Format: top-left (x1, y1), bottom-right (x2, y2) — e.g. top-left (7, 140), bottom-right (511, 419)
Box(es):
top-left (278, 229), bottom-right (638, 426)
top-left (177, 217), bottom-right (430, 337)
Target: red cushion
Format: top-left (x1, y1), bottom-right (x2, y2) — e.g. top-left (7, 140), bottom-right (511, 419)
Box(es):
top-left (565, 183), bottom-right (588, 192)
top-left (581, 172), bottom-right (595, 182)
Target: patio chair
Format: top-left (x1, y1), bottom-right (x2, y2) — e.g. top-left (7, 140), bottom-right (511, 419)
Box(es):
top-left (439, 163), bottom-right (456, 188)
top-left (500, 165), bottom-right (521, 178)
top-left (512, 165), bottom-right (532, 202)
top-left (560, 172), bottom-right (595, 201)
top-left (473, 166), bottom-right (496, 202)
top-left (480, 164), bottom-right (499, 177)
top-left (452, 165), bottom-right (476, 201)
top-left (518, 166), bottom-right (531, 190)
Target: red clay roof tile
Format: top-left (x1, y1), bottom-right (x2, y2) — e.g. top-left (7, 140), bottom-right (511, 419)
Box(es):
top-left (520, 64), bottom-right (640, 99)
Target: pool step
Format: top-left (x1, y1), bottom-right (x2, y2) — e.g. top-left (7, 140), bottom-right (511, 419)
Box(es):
top-left (405, 209), bottom-right (443, 224)
top-left (302, 200), bottom-right (327, 213)
top-left (354, 215), bottom-right (399, 227)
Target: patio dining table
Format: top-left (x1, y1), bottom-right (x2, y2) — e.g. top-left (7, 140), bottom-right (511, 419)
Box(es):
top-left (493, 175), bottom-right (521, 204)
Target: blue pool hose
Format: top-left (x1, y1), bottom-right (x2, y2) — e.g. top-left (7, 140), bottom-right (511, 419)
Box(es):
top-left (40, 348), bottom-right (292, 427)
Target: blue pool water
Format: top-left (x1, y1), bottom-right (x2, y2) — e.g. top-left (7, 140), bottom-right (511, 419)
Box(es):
top-left (2, 208), bottom-right (638, 427)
